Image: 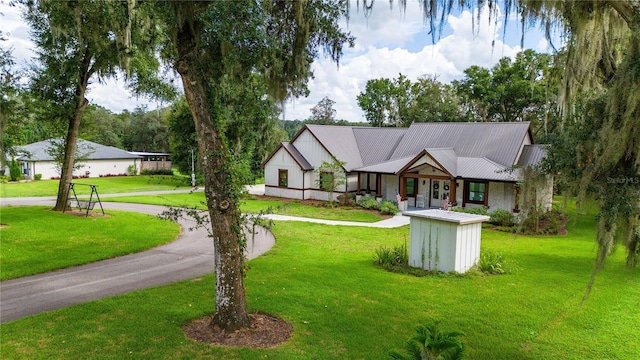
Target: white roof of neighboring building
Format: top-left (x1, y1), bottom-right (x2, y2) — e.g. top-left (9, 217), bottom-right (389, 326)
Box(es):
top-left (17, 139), bottom-right (141, 161)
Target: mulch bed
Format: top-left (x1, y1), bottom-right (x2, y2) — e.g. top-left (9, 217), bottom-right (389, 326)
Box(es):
top-left (183, 313), bottom-right (293, 349)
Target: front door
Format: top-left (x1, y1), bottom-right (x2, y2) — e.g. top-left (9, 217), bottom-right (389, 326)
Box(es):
top-left (430, 179), bottom-right (451, 208)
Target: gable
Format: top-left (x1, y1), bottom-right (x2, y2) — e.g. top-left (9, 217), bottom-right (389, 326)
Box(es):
top-left (294, 125), bottom-right (363, 171)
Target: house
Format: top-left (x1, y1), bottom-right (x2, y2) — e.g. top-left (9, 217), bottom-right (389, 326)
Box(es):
top-left (261, 122), bottom-right (553, 213)
top-left (16, 139), bottom-right (142, 180)
top-left (128, 152), bottom-right (172, 172)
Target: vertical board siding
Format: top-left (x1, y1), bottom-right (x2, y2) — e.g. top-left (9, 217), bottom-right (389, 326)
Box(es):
top-left (264, 148), bottom-right (305, 189)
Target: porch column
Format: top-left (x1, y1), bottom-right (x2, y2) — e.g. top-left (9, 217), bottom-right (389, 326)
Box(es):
top-left (450, 177), bottom-right (456, 207)
top-left (356, 172), bottom-right (361, 195)
top-left (399, 175), bottom-right (407, 200)
top-left (376, 173), bottom-right (382, 198)
top-left (366, 173), bottom-right (371, 194)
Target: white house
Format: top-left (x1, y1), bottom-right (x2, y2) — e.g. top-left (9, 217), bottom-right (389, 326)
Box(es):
top-left (16, 139), bottom-right (142, 180)
top-left (261, 122), bottom-right (553, 213)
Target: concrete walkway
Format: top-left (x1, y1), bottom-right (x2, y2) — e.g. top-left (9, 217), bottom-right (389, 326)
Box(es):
top-left (0, 187), bottom-right (408, 323)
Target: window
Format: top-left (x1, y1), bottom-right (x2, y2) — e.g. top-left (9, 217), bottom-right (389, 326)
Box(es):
top-left (278, 169), bottom-right (288, 187)
top-left (405, 178), bottom-right (418, 197)
top-left (466, 181), bottom-right (487, 204)
top-left (320, 171), bottom-right (334, 191)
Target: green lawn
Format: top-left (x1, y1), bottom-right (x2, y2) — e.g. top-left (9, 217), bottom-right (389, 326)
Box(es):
top-left (0, 206), bottom-right (180, 280)
top-left (0, 175), bottom-right (190, 198)
top-left (1, 203), bottom-right (638, 359)
top-left (107, 192), bottom-right (384, 223)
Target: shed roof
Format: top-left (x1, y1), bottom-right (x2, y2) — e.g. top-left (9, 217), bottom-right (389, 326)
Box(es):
top-left (17, 139), bottom-right (140, 161)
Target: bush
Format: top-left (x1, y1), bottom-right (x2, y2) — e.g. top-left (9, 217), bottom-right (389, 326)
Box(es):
top-left (9, 158), bottom-right (22, 182)
top-left (450, 206), bottom-right (488, 215)
top-left (34, 174), bottom-right (42, 181)
top-left (379, 200), bottom-right (399, 215)
top-left (374, 242), bottom-right (408, 267)
top-left (337, 193), bottom-right (357, 207)
top-left (357, 195), bottom-right (380, 210)
top-left (489, 208), bottom-right (516, 227)
top-left (141, 168), bottom-right (174, 176)
top-left (477, 250), bottom-right (509, 275)
top-left (519, 209), bottom-right (565, 235)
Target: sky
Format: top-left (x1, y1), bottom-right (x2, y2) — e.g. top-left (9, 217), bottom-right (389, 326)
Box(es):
top-left (1, 1), bottom-right (553, 122)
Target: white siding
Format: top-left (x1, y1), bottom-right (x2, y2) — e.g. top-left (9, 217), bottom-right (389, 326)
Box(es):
top-left (408, 217), bottom-right (482, 273)
top-left (264, 147), bottom-right (305, 189)
top-left (292, 130), bottom-right (334, 169)
top-left (81, 159), bottom-right (136, 177)
top-left (23, 159), bottom-right (136, 180)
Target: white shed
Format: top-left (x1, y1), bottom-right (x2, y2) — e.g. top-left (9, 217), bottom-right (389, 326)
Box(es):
top-left (404, 209), bottom-right (489, 273)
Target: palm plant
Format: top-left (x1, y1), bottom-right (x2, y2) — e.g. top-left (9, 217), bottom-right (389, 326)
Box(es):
top-left (389, 321), bottom-right (465, 360)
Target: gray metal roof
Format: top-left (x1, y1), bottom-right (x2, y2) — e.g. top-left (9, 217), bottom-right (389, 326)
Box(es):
top-left (17, 139), bottom-right (140, 161)
top-left (303, 125), bottom-right (364, 171)
top-left (425, 148), bottom-right (458, 176)
top-left (353, 127), bottom-right (407, 166)
top-left (282, 142), bottom-right (313, 171)
top-left (457, 157), bottom-right (519, 181)
top-left (390, 122), bottom-right (532, 166)
top-left (354, 155), bottom-right (415, 174)
top-left (517, 144), bottom-right (548, 167)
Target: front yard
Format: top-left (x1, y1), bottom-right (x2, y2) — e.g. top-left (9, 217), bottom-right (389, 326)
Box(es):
top-left (1, 200), bottom-right (638, 359)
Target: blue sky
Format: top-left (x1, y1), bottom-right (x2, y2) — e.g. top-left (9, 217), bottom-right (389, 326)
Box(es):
top-left (0, 1), bottom-right (555, 122)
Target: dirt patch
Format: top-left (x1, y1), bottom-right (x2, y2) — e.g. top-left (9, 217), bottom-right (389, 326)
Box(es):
top-left (62, 210), bottom-right (109, 218)
top-left (0, 224), bottom-right (7, 229)
top-left (183, 313), bottom-right (293, 349)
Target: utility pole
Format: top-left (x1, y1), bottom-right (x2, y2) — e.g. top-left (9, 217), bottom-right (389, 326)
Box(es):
top-left (191, 148), bottom-right (196, 189)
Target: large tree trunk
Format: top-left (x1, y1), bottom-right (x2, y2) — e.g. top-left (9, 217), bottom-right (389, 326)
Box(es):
top-left (175, 18), bottom-right (251, 332)
top-left (53, 47), bottom-right (92, 211)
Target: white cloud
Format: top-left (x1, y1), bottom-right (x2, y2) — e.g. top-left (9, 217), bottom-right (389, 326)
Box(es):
top-left (285, 5), bottom-right (522, 122)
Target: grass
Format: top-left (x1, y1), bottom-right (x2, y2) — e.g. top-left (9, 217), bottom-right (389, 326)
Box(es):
top-left (0, 206), bottom-right (180, 280)
top-left (1, 200), bottom-right (638, 359)
top-left (106, 192), bottom-right (384, 223)
top-left (0, 175), bottom-right (191, 198)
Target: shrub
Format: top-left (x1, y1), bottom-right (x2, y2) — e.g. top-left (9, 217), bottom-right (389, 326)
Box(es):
top-left (450, 206), bottom-right (488, 215)
top-left (379, 200), bottom-right (399, 215)
top-left (389, 321), bottom-right (466, 360)
top-left (477, 250), bottom-right (509, 275)
top-left (141, 168), bottom-right (174, 176)
top-left (127, 164), bottom-right (138, 176)
top-left (34, 174), bottom-right (42, 181)
top-left (357, 195), bottom-right (380, 210)
top-left (374, 242), bottom-right (408, 267)
top-left (489, 208), bottom-right (516, 227)
top-left (9, 158), bottom-right (22, 182)
top-left (337, 193), bottom-right (357, 207)
top-left (519, 209), bottom-right (565, 235)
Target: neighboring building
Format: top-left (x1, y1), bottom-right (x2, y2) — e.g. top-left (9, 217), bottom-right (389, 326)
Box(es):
top-left (16, 139), bottom-right (142, 180)
top-left (261, 122), bottom-right (553, 213)
top-left (128, 152), bottom-right (172, 173)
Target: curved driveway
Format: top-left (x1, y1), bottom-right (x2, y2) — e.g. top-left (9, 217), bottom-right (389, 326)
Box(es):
top-left (0, 199), bottom-right (275, 324)
top-left (0, 188), bottom-right (409, 324)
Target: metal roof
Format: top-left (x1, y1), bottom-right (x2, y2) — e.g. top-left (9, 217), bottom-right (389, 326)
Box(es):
top-left (353, 127), bottom-right (407, 166)
top-left (354, 155), bottom-right (415, 174)
top-left (457, 157), bottom-right (519, 181)
top-left (17, 139), bottom-right (141, 161)
top-left (282, 142), bottom-right (313, 170)
top-left (517, 144), bottom-right (548, 167)
top-left (390, 122), bottom-right (532, 166)
top-left (303, 125), bottom-right (364, 171)
top-left (425, 148), bottom-right (458, 176)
